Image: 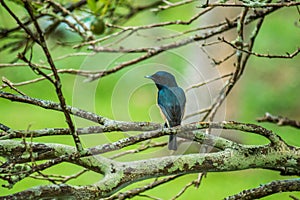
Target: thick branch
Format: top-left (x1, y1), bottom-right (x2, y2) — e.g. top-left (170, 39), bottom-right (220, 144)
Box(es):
top-left (1, 184), bottom-right (102, 200)
top-left (0, 121), bottom-right (294, 191)
top-left (226, 179), bottom-right (300, 200)
top-left (3, 143), bottom-right (300, 199)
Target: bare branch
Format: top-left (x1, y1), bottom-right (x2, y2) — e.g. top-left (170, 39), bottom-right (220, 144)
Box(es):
top-left (0, 91), bottom-right (161, 129)
top-left (257, 112), bottom-right (300, 129)
top-left (220, 38), bottom-right (300, 59)
top-left (151, 0), bottom-right (197, 12)
top-left (30, 169), bottom-right (89, 184)
top-left (104, 175), bottom-right (182, 200)
top-left (171, 179), bottom-right (196, 200)
top-left (200, 1), bottom-right (300, 8)
top-left (185, 73), bottom-right (233, 92)
top-left (1, 77), bottom-right (26, 96)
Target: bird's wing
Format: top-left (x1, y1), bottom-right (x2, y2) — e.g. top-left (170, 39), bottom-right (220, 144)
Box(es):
top-left (158, 86), bottom-right (186, 127)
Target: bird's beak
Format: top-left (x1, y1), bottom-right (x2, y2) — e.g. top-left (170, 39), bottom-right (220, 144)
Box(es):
top-left (144, 75), bottom-right (152, 79)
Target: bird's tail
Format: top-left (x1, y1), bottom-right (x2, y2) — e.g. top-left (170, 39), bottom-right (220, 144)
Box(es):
top-left (168, 135), bottom-right (177, 150)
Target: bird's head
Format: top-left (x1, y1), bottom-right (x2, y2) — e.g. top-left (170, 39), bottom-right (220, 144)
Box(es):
top-left (145, 71), bottom-right (178, 88)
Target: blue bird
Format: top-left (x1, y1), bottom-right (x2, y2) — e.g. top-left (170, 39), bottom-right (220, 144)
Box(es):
top-left (145, 71), bottom-right (186, 150)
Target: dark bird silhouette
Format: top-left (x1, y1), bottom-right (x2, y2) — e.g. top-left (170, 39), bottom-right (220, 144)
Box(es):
top-left (145, 71), bottom-right (186, 150)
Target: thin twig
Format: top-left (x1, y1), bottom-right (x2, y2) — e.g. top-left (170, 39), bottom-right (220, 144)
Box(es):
top-left (183, 107), bottom-right (211, 120)
top-left (151, 0), bottom-right (197, 12)
top-left (109, 141), bottom-right (167, 159)
top-left (200, 43), bottom-right (236, 66)
top-left (104, 175), bottom-right (183, 200)
top-left (1, 77), bottom-right (26, 96)
top-left (30, 169), bottom-right (89, 184)
top-left (171, 180), bottom-right (194, 200)
top-left (185, 73), bottom-right (233, 92)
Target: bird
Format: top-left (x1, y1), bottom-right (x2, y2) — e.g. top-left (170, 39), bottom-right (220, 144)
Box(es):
top-left (145, 71), bottom-right (186, 150)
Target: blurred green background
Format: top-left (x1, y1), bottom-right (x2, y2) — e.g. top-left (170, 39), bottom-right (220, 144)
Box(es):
top-left (1, 0), bottom-right (300, 199)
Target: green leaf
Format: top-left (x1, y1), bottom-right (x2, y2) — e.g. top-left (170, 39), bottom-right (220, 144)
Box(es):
top-left (87, 0), bottom-right (97, 13)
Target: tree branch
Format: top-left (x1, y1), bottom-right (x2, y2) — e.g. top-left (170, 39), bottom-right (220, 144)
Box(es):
top-left (226, 179), bottom-right (300, 200)
top-left (257, 112), bottom-right (300, 129)
top-left (200, 1), bottom-right (300, 8)
top-left (0, 91), bottom-right (160, 131)
top-left (2, 141), bottom-right (300, 199)
top-left (0, 119), bottom-right (294, 191)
